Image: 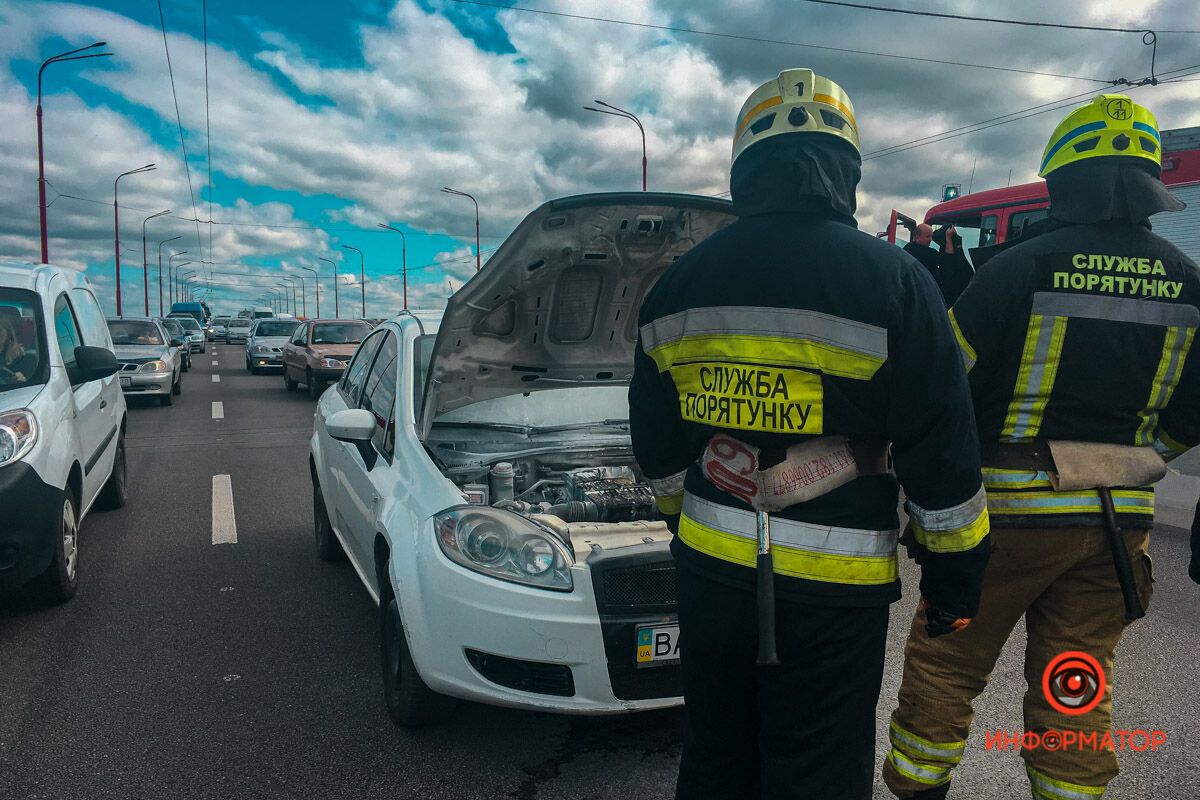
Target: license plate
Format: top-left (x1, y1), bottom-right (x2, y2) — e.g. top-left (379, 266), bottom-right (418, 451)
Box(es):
top-left (636, 624), bottom-right (680, 668)
top-left (119, 377), bottom-right (131, 387)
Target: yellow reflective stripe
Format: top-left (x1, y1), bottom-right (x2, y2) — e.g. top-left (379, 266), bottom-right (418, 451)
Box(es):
top-left (947, 310), bottom-right (977, 373)
top-left (908, 487), bottom-right (990, 553)
top-left (654, 493), bottom-right (683, 516)
top-left (1002, 314), bottom-right (1068, 440)
top-left (1155, 427), bottom-right (1189, 454)
top-left (1027, 766), bottom-right (1106, 799)
top-left (677, 513), bottom-right (898, 585)
top-left (986, 488), bottom-right (1154, 516)
top-left (889, 720), bottom-right (965, 764)
top-left (982, 467), bottom-right (1054, 490)
top-left (887, 750), bottom-right (951, 786)
top-left (813, 92), bottom-right (858, 131)
top-left (648, 334), bottom-right (884, 379)
top-left (913, 507), bottom-right (990, 553)
top-left (735, 95), bottom-right (783, 138)
top-left (1136, 326), bottom-right (1196, 445)
top-left (1152, 427), bottom-right (1190, 461)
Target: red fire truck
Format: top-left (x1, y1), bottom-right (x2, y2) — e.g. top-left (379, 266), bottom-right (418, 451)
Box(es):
top-left (885, 126), bottom-right (1200, 264)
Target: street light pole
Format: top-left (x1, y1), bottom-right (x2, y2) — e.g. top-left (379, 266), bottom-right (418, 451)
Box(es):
top-left (180, 270), bottom-right (196, 306)
top-left (157, 236), bottom-right (181, 315)
top-left (301, 266), bottom-right (319, 317)
top-left (441, 188), bottom-right (481, 271)
top-left (584, 100), bottom-right (647, 191)
top-left (319, 257), bottom-right (339, 317)
top-left (141, 209), bottom-right (170, 316)
top-left (340, 245), bottom-right (366, 317)
top-left (37, 42), bottom-right (113, 264)
top-left (113, 163), bottom-right (156, 315)
top-left (168, 252), bottom-right (189, 305)
top-left (285, 276), bottom-right (303, 317)
top-left (377, 223), bottom-right (408, 309)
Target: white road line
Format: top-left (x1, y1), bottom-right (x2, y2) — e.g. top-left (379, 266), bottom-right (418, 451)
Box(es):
top-left (212, 401), bottom-right (224, 420)
top-left (211, 360), bottom-right (218, 366)
top-left (212, 475), bottom-right (237, 545)
top-left (212, 374), bottom-right (220, 382)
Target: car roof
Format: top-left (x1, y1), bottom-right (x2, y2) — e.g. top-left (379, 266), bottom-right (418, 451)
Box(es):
top-left (0, 260), bottom-right (92, 294)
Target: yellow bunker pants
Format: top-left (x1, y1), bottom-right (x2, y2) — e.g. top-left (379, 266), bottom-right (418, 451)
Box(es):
top-left (883, 526), bottom-right (1154, 799)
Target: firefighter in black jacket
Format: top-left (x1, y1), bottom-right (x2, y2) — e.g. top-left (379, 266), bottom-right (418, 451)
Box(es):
top-left (629, 69), bottom-right (991, 800)
top-left (884, 95), bottom-right (1200, 800)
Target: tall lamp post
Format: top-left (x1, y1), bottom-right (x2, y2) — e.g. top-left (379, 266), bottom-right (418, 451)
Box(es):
top-left (319, 257), bottom-right (339, 317)
top-left (583, 100), bottom-right (647, 191)
top-left (157, 236), bottom-right (181, 315)
top-left (179, 270), bottom-right (196, 306)
top-left (377, 223), bottom-right (408, 309)
top-left (340, 245), bottom-right (366, 317)
top-left (301, 265), bottom-right (319, 317)
top-left (168, 252), bottom-right (189, 304)
top-left (114, 163), bottom-right (156, 315)
top-left (277, 284), bottom-right (294, 315)
top-left (440, 187), bottom-right (480, 271)
top-left (285, 276), bottom-right (303, 317)
top-left (37, 41), bottom-right (113, 264)
top-left (141, 209), bottom-right (170, 315)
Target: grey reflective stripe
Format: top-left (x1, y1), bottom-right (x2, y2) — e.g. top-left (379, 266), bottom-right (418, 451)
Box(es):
top-left (1032, 291), bottom-right (1200, 328)
top-left (639, 305), bottom-right (888, 359)
top-left (1027, 767), bottom-right (1106, 799)
top-left (907, 486), bottom-right (987, 532)
top-left (889, 721), bottom-right (965, 764)
top-left (683, 493), bottom-right (898, 557)
top-left (888, 751), bottom-right (951, 785)
top-left (1009, 315), bottom-right (1063, 440)
top-left (647, 469), bottom-right (687, 497)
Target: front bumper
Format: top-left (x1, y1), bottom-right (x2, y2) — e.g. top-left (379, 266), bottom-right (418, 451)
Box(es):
top-left (118, 370), bottom-right (173, 396)
top-left (309, 365), bottom-right (346, 382)
top-left (187, 339), bottom-right (204, 352)
top-left (249, 352), bottom-right (284, 368)
top-left (0, 461), bottom-right (60, 591)
top-left (398, 534), bottom-right (681, 714)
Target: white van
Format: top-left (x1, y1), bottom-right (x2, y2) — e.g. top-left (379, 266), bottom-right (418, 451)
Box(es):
top-left (0, 262), bottom-right (127, 603)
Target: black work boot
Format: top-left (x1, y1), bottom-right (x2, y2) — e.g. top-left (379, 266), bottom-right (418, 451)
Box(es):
top-left (910, 784), bottom-right (951, 800)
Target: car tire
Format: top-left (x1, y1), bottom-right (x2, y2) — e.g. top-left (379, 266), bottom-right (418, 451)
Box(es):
top-left (34, 488), bottom-right (80, 604)
top-left (172, 372), bottom-right (182, 395)
top-left (250, 366), bottom-right (262, 376)
top-left (245, 357), bottom-right (252, 371)
top-left (382, 596), bottom-right (452, 728)
top-left (312, 478), bottom-right (344, 562)
top-left (160, 391), bottom-right (173, 407)
top-left (95, 434), bottom-right (128, 510)
top-left (181, 355), bottom-right (189, 373)
top-left (284, 368), bottom-right (298, 392)
top-left (307, 369), bottom-right (324, 400)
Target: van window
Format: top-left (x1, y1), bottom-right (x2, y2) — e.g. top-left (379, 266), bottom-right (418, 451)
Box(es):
top-left (70, 288), bottom-right (112, 349)
top-left (0, 289), bottom-right (47, 392)
top-left (53, 294), bottom-right (83, 371)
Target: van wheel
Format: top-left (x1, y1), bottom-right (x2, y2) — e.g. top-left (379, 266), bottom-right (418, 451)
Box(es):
top-left (382, 596), bottom-right (452, 728)
top-left (35, 489), bottom-right (80, 604)
top-left (312, 478), bottom-right (344, 562)
top-left (96, 435), bottom-right (128, 510)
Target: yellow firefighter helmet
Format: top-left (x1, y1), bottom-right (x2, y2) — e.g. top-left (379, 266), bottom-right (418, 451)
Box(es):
top-left (731, 68), bottom-right (859, 167)
top-left (1039, 94), bottom-right (1164, 178)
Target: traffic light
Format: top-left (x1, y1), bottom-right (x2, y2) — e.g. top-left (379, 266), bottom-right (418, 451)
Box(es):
top-left (942, 184), bottom-right (961, 202)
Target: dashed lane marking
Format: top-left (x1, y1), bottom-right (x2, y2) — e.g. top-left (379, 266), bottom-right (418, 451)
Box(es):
top-left (212, 474), bottom-right (237, 545)
top-left (212, 401), bottom-right (224, 420)
top-left (212, 374), bottom-right (220, 382)
top-left (212, 360), bottom-right (218, 366)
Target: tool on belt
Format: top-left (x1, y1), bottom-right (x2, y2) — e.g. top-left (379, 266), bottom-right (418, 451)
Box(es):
top-left (983, 441), bottom-right (1166, 623)
top-left (700, 433), bottom-right (889, 665)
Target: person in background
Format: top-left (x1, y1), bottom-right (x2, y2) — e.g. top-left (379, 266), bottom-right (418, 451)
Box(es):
top-left (0, 315), bottom-right (35, 384)
top-left (904, 223), bottom-right (974, 308)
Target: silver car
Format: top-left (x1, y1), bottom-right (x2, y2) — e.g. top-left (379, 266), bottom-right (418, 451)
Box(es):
top-left (106, 318), bottom-right (183, 406)
top-left (245, 318), bottom-right (300, 373)
top-left (225, 317), bottom-right (252, 344)
top-left (209, 316), bottom-right (231, 342)
top-left (170, 315), bottom-right (207, 354)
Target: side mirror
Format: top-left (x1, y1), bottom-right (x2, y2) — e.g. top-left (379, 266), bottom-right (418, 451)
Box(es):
top-left (73, 345), bottom-right (119, 384)
top-left (327, 408), bottom-right (375, 442)
top-left (170, 337), bottom-right (186, 348)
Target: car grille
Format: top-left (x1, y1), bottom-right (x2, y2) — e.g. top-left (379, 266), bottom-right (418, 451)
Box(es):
top-left (594, 561), bottom-right (678, 615)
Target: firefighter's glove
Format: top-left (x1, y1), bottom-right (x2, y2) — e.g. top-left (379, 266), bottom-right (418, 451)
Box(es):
top-left (921, 598), bottom-right (972, 638)
top-left (899, 523), bottom-right (928, 565)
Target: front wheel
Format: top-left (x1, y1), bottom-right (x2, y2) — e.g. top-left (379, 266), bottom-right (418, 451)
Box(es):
top-left (96, 435), bottom-right (128, 510)
top-left (284, 367), bottom-right (298, 392)
top-left (34, 489), bottom-right (80, 604)
top-left (307, 369), bottom-right (325, 400)
top-left (172, 372), bottom-right (182, 395)
top-left (382, 596), bottom-right (452, 728)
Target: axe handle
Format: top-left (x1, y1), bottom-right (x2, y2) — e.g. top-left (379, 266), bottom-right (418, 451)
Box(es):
top-left (1098, 487), bottom-right (1146, 623)
top-left (756, 511), bottom-right (781, 666)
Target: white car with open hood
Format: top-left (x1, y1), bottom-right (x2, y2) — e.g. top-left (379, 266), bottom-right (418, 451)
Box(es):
top-left (308, 192), bottom-right (735, 726)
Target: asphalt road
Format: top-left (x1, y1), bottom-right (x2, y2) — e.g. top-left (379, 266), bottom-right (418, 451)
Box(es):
top-left (1, 346), bottom-right (1197, 800)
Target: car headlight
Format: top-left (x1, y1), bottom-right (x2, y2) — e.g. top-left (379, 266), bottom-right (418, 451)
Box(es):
top-left (319, 357), bottom-right (345, 368)
top-left (0, 409), bottom-right (38, 468)
top-left (139, 360), bottom-right (169, 372)
top-left (252, 344), bottom-right (271, 353)
top-left (434, 506), bottom-right (573, 591)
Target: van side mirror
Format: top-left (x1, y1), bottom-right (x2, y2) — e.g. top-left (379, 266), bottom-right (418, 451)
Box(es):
top-left (73, 346), bottom-right (119, 384)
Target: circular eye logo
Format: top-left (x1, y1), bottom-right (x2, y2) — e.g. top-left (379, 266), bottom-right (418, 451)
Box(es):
top-left (1043, 651), bottom-right (1106, 716)
top-left (1106, 98), bottom-right (1132, 120)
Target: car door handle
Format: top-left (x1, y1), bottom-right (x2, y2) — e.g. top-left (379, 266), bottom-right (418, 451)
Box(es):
top-left (100, 400), bottom-right (108, 410)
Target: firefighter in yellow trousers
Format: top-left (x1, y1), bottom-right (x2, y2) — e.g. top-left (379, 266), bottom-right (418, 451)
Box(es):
top-left (884, 95), bottom-right (1200, 799)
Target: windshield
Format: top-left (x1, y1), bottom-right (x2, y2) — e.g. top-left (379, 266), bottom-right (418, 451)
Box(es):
top-left (253, 310), bottom-right (274, 318)
top-left (229, 319), bottom-right (251, 329)
top-left (159, 319), bottom-right (184, 335)
top-left (0, 289), bottom-right (47, 392)
top-left (254, 321), bottom-right (299, 337)
top-left (107, 320), bottom-right (164, 346)
top-left (312, 322), bottom-right (370, 344)
top-left (213, 317), bottom-right (231, 326)
top-left (174, 317), bottom-right (201, 331)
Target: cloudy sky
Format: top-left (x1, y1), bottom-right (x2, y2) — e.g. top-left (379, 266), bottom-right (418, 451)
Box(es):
top-left (1, 0), bottom-right (1197, 316)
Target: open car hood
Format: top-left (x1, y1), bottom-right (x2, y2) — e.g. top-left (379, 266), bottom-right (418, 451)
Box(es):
top-left (419, 192), bottom-right (735, 438)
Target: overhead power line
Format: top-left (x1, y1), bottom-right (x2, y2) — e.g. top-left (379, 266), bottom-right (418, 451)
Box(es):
top-left (449, 0), bottom-right (1113, 84)
top-left (794, 0), bottom-right (1200, 35)
top-left (156, 0), bottom-right (203, 262)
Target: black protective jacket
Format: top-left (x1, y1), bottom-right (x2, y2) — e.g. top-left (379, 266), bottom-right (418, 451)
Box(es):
top-left (950, 159), bottom-right (1200, 528)
top-left (629, 135), bottom-right (990, 615)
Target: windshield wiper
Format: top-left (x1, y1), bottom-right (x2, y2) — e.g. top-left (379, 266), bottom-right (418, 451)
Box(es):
top-left (431, 420), bottom-right (533, 434)
top-left (528, 418), bottom-right (630, 434)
